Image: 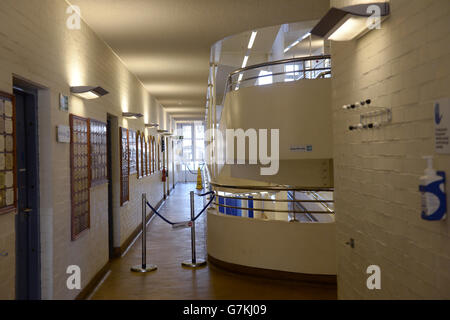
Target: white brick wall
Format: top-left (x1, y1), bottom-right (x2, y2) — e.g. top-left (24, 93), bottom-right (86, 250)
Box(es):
top-left (0, 0), bottom-right (178, 300)
top-left (331, 0), bottom-right (450, 299)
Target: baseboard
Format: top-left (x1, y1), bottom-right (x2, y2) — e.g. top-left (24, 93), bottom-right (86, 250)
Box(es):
top-left (75, 261), bottom-right (111, 300)
top-left (208, 255), bottom-right (337, 287)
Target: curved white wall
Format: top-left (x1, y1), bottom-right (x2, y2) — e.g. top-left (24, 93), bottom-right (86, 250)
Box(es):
top-left (221, 78), bottom-right (332, 160)
top-left (217, 78), bottom-right (333, 186)
top-left (207, 208), bottom-right (337, 275)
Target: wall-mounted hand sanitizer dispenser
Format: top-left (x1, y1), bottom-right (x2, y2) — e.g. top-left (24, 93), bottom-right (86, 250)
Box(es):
top-left (419, 156), bottom-right (447, 221)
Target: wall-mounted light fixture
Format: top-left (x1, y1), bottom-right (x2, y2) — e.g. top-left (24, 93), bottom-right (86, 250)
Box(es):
top-left (70, 86), bottom-right (109, 100)
top-left (311, 2), bottom-right (390, 41)
top-left (145, 123), bottom-right (160, 128)
top-left (122, 112), bottom-right (143, 119)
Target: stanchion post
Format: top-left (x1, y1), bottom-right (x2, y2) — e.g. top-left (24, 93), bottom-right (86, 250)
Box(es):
top-left (182, 191), bottom-right (207, 268)
top-left (190, 191), bottom-right (196, 264)
top-left (131, 194), bottom-right (157, 273)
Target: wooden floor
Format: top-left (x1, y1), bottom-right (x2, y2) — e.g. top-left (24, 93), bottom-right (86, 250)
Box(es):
top-left (90, 183), bottom-right (337, 300)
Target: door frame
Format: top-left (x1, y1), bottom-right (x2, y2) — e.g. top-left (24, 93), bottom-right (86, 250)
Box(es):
top-left (13, 83), bottom-right (41, 300)
top-left (106, 114), bottom-right (115, 259)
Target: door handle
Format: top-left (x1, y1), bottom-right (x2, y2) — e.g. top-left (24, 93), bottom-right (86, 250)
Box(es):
top-left (22, 208), bottom-right (33, 214)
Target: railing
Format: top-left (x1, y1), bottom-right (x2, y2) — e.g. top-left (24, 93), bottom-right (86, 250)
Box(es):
top-left (209, 182), bottom-right (334, 223)
top-left (288, 191), bottom-right (316, 222)
top-left (225, 55), bottom-right (331, 94)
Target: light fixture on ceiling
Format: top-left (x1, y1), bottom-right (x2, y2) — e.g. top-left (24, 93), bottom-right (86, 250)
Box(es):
top-left (122, 112), bottom-right (143, 119)
top-left (311, 2), bottom-right (390, 41)
top-left (284, 32), bottom-right (310, 53)
top-left (145, 123), bottom-right (159, 128)
top-left (70, 86), bottom-right (109, 100)
top-left (241, 55), bottom-right (249, 68)
top-left (247, 31), bottom-right (258, 49)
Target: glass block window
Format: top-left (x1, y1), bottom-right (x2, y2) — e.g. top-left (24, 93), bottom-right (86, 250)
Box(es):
top-left (90, 119), bottom-right (108, 185)
top-left (136, 131), bottom-right (142, 178)
top-left (152, 136), bottom-right (156, 173)
top-left (140, 132), bottom-right (145, 177)
top-left (120, 127), bottom-right (129, 205)
top-left (144, 136), bottom-right (149, 176)
top-left (129, 130), bottom-right (137, 175)
top-left (149, 135), bottom-right (153, 174)
top-left (70, 114), bottom-right (91, 240)
top-left (0, 93), bottom-right (16, 215)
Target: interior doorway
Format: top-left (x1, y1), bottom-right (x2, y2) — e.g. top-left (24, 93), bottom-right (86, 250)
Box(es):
top-left (106, 114), bottom-right (116, 259)
top-left (14, 83), bottom-right (40, 300)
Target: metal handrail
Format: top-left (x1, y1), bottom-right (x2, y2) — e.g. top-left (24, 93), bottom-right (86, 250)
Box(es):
top-left (217, 194), bottom-right (333, 203)
top-left (309, 191), bottom-right (334, 213)
top-left (209, 181), bottom-right (333, 192)
top-left (213, 202), bottom-right (331, 215)
top-left (232, 67), bottom-right (332, 87)
top-left (288, 191), bottom-right (316, 222)
top-left (229, 55), bottom-right (331, 77)
top-left (316, 70), bottom-right (332, 79)
top-left (220, 54), bottom-right (331, 106)
top-left (210, 181), bottom-right (335, 219)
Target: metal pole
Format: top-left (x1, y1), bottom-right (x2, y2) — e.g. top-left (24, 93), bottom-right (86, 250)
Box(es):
top-left (131, 194), bottom-right (157, 273)
top-left (182, 191), bottom-right (207, 268)
top-left (190, 191), bottom-right (196, 263)
top-left (142, 193), bottom-right (147, 268)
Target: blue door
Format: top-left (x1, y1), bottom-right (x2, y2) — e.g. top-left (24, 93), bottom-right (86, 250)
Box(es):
top-left (14, 87), bottom-right (40, 300)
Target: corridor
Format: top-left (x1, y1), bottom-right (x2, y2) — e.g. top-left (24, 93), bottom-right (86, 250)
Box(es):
top-left (1, 0), bottom-right (449, 304)
top-left (89, 183), bottom-right (337, 300)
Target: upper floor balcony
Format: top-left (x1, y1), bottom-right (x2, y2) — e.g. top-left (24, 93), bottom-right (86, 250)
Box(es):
top-left (227, 55), bottom-right (331, 92)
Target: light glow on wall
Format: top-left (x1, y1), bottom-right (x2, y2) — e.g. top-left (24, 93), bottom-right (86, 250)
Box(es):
top-left (68, 62), bottom-right (84, 87)
top-left (70, 96), bottom-right (85, 117)
top-left (121, 96), bottom-right (129, 113)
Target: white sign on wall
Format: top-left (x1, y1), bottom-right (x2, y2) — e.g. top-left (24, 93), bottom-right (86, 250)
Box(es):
top-left (434, 98), bottom-right (450, 154)
top-left (57, 125), bottom-right (70, 143)
top-left (59, 93), bottom-right (69, 112)
top-left (289, 144), bottom-right (313, 152)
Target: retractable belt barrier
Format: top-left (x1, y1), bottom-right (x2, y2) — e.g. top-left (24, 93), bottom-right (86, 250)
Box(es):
top-left (146, 191), bottom-right (215, 226)
top-left (131, 190), bottom-right (215, 273)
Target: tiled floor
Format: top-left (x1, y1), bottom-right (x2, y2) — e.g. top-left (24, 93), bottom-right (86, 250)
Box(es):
top-left (90, 183), bottom-right (337, 300)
